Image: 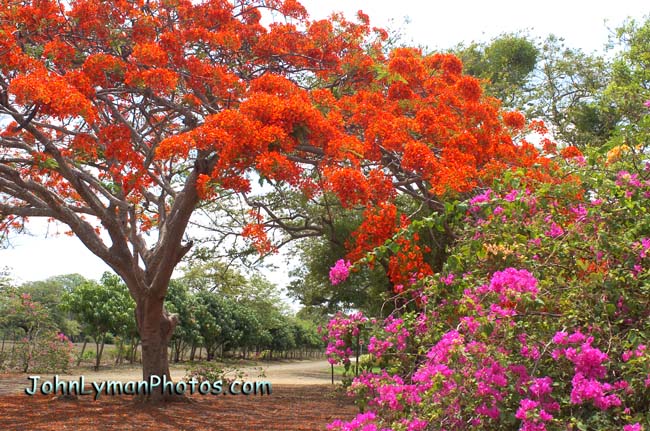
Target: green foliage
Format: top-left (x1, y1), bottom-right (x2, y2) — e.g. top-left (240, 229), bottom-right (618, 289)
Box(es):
top-left (605, 17), bottom-right (650, 126)
top-left (452, 25), bottom-right (650, 149)
top-left (12, 330), bottom-right (75, 373)
top-left (455, 33), bottom-right (538, 107)
top-left (62, 273), bottom-right (135, 340)
top-left (181, 260), bottom-right (247, 295)
top-left (0, 290), bottom-right (74, 373)
top-left (0, 289), bottom-right (54, 338)
top-left (166, 279), bottom-right (202, 361)
top-left (62, 272), bottom-right (135, 369)
top-left (81, 349), bottom-right (96, 361)
top-left (291, 318), bottom-right (324, 350)
top-left (287, 234), bottom-right (390, 315)
top-left (193, 289), bottom-right (236, 358)
top-left (18, 273), bottom-right (88, 337)
top-left (530, 35), bottom-right (614, 147)
top-left (165, 263), bottom-right (322, 360)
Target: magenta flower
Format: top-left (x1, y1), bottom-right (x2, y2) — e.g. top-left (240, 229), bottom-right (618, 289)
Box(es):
top-left (515, 398), bottom-right (539, 420)
top-left (504, 189), bottom-right (519, 202)
top-left (552, 331), bottom-right (569, 345)
top-left (478, 267), bottom-right (539, 299)
top-left (639, 237), bottom-right (650, 258)
top-left (470, 189), bottom-right (492, 205)
top-left (567, 331), bottom-right (586, 344)
top-left (440, 273), bottom-right (455, 286)
top-left (570, 204), bottom-right (587, 220)
top-left (329, 259), bottom-right (351, 285)
top-left (529, 377), bottom-right (553, 397)
top-left (545, 222), bottom-right (564, 238)
top-left (644, 100), bottom-right (650, 108)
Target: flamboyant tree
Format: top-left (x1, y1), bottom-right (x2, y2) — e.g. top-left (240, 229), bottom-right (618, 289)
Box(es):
top-left (0, 0), bottom-right (551, 396)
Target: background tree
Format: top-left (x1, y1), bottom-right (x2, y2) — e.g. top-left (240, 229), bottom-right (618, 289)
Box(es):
top-left (99, 272), bottom-right (139, 365)
top-left (0, 291), bottom-right (52, 372)
top-left (529, 35), bottom-right (614, 147)
top-left (193, 290), bottom-right (245, 361)
top-left (19, 273), bottom-right (87, 337)
top-left (455, 33), bottom-right (614, 148)
top-left (604, 17), bottom-right (650, 124)
top-left (0, 269), bottom-right (14, 357)
top-left (454, 33), bottom-right (539, 109)
top-left (62, 273), bottom-right (135, 370)
top-left (180, 260), bottom-right (248, 295)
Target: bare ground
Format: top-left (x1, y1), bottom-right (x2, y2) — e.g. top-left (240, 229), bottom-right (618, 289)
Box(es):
top-left (0, 361), bottom-right (357, 430)
top-left (0, 384), bottom-right (357, 430)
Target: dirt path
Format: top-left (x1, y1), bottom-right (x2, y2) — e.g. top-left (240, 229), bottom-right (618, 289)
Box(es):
top-left (0, 384), bottom-right (357, 430)
top-left (0, 360), bottom-right (341, 396)
top-left (244, 359), bottom-right (339, 385)
top-left (0, 361), bottom-right (358, 430)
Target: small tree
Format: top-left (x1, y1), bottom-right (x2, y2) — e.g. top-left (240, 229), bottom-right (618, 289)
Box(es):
top-left (62, 273), bottom-right (135, 370)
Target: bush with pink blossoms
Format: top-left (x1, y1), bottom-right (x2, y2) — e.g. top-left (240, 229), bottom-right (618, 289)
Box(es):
top-left (0, 292), bottom-right (74, 373)
top-left (19, 331), bottom-right (76, 373)
top-left (326, 145), bottom-right (650, 430)
top-left (321, 311), bottom-right (371, 381)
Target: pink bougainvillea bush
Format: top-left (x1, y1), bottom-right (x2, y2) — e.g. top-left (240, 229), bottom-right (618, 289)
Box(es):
top-left (1, 293), bottom-right (75, 373)
top-left (324, 145), bottom-right (650, 430)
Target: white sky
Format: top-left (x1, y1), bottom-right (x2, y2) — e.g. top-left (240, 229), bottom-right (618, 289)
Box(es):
top-left (301, 0), bottom-right (649, 54)
top-left (1, 1), bottom-right (648, 292)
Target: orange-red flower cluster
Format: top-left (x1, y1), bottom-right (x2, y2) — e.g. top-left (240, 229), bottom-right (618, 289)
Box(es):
top-left (0, 0), bottom-right (564, 287)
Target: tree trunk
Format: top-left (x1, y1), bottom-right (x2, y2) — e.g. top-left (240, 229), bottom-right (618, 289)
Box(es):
top-left (95, 335), bottom-right (105, 371)
top-left (77, 339), bottom-right (87, 367)
top-left (128, 338), bottom-right (135, 363)
top-left (173, 341), bottom-right (181, 363)
top-left (135, 295), bottom-right (178, 401)
top-left (10, 330), bottom-right (15, 357)
top-left (116, 338), bottom-right (124, 365)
